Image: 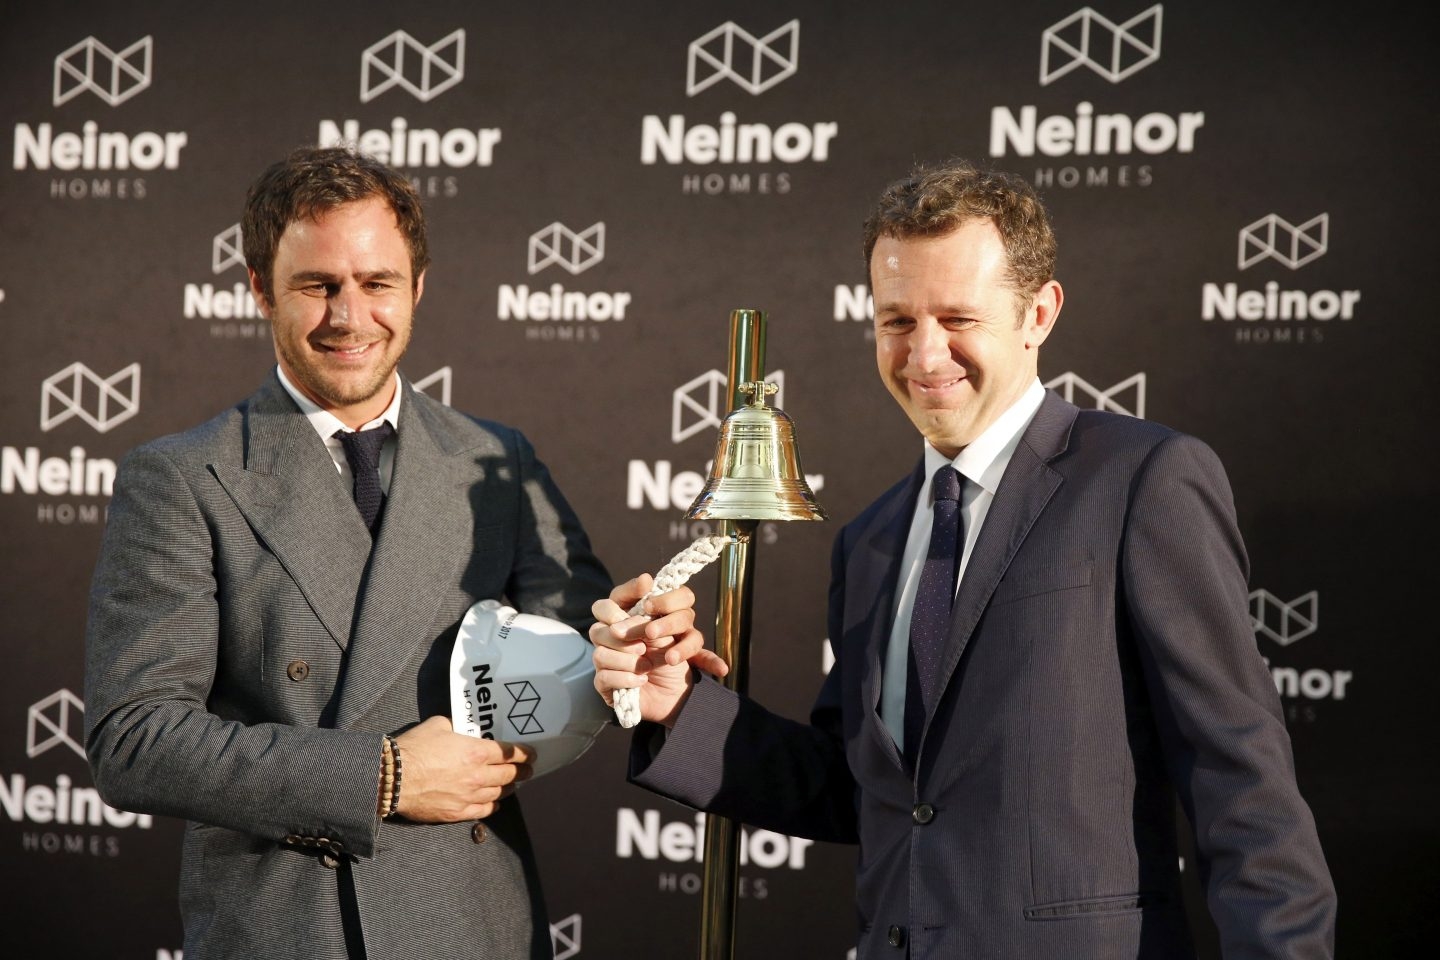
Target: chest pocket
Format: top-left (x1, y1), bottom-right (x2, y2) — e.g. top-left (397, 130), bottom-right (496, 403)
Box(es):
top-left (987, 559), bottom-right (1094, 608)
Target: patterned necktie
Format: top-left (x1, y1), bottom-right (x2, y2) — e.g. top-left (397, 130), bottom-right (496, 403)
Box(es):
top-left (904, 465), bottom-right (964, 768)
top-left (335, 422), bottom-right (394, 536)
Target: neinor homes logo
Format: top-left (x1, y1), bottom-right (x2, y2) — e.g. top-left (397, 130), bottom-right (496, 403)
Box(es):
top-left (212, 223), bottom-right (245, 275)
top-left (996, 3), bottom-right (1195, 163)
top-left (505, 681), bottom-right (544, 736)
top-left (1043, 372), bottom-right (1145, 418)
top-left (1040, 5), bottom-right (1163, 86)
top-left (1249, 589), bottom-right (1353, 707)
top-left (53, 35), bottom-right (153, 107)
top-left (687, 20), bottom-right (800, 96)
top-left (360, 29), bottom-right (465, 103)
top-left (528, 222), bottom-right (605, 276)
top-left (318, 27), bottom-right (497, 173)
top-left (1202, 214), bottom-right (1359, 337)
top-left (550, 914), bottom-right (581, 960)
top-left (671, 369), bottom-right (785, 444)
top-left (27, 690), bottom-right (85, 759)
top-left (1250, 590), bottom-right (1318, 647)
top-left (40, 362), bottom-right (141, 434)
top-left (185, 223), bottom-right (263, 329)
top-left (1238, 213), bottom-right (1329, 270)
top-left (14, 35), bottom-right (187, 187)
top-left (990, 4), bottom-right (1194, 190)
top-left (4, 689), bottom-right (156, 839)
top-left (498, 222), bottom-right (631, 331)
top-left (641, 18), bottom-right (836, 193)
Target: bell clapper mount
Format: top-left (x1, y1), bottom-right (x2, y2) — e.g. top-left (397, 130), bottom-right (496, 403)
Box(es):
top-left (740, 380), bottom-right (777, 405)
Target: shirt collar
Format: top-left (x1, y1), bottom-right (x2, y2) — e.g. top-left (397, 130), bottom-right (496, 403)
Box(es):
top-left (274, 365), bottom-right (402, 439)
top-left (922, 378), bottom-right (1045, 498)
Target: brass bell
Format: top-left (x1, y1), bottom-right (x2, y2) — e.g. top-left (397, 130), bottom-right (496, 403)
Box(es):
top-left (685, 380), bottom-right (827, 522)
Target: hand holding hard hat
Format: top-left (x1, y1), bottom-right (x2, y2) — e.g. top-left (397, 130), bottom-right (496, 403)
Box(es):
top-left (450, 600), bottom-right (609, 779)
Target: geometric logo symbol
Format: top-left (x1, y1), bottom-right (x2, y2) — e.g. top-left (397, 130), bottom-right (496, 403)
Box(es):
top-left (360, 28), bottom-right (465, 103)
top-left (53, 36), bottom-right (153, 107)
top-left (412, 366), bottom-right (453, 407)
top-left (687, 19), bottom-right (800, 96)
top-left (1044, 371), bottom-right (1145, 418)
top-left (212, 223), bottom-right (245, 275)
top-left (505, 681), bottom-right (544, 736)
top-left (1250, 589), bottom-right (1318, 647)
top-left (41, 362), bottom-right (142, 433)
top-left (672, 369), bottom-right (785, 444)
top-left (551, 913), bottom-right (582, 960)
top-left (1238, 213), bottom-right (1329, 271)
top-left (1040, 5), bottom-right (1162, 86)
top-left (528, 222), bottom-right (605, 276)
top-left (27, 689), bottom-right (86, 759)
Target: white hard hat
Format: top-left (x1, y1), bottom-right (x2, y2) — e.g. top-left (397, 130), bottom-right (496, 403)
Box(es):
top-left (449, 599), bottom-right (609, 778)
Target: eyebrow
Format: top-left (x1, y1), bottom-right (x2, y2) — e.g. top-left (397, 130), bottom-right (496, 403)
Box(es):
top-left (873, 301), bottom-right (980, 317)
top-left (284, 269), bottom-right (408, 285)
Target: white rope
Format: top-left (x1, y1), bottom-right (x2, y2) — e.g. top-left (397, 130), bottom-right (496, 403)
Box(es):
top-left (610, 535), bottom-right (732, 728)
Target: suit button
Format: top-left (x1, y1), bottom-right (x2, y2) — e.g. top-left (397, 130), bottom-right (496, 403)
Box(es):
top-left (286, 660), bottom-right (310, 682)
top-left (471, 822), bottom-right (487, 844)
top-left (913, 802), bottom-right (935, 825)
top-left (887, 924), bottom-right (905, 947)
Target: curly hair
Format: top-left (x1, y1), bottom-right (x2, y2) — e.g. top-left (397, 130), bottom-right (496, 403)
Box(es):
top-left (242, 146), bottom-right (429, 300)
top-left (862, 159), bottom-right (1056, 312)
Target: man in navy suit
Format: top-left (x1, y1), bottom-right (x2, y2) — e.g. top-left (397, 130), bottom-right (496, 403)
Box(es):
top-left (590, 160), bottom-right (1335, 958)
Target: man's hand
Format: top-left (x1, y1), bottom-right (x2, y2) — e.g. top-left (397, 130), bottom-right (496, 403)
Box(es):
top-left (392, 716), bottom-right (534, 822)
top-left (590, 574), bottom-right (728, 728)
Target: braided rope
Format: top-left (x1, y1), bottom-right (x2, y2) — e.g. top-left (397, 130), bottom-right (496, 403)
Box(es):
top-left (611, 535), bottom-right (732, 728)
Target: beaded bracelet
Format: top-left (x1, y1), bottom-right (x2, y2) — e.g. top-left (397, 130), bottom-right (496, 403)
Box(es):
top-left (377, 736), bottom-right (395, 818)
top-left (384, 735), bottom-right (403, 819)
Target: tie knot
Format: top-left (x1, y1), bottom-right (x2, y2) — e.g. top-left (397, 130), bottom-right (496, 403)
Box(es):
top-left (336, 422), bottom-right (394, 472)
top-left (932, 465), bottom-right (962, 504)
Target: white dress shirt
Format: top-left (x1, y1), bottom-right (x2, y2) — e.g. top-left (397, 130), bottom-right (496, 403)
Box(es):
top-left (881, 378), bottom-right (1047, 750)
top-left (275, 365), bottom-right (401, 495)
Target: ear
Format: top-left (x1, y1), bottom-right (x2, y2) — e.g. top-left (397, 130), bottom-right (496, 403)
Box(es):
top-left (1024, 280), bottom-right (1062, 349)
top-left (247, 267), bottom-right (273, 320)
top-left (413, 269), bottom-right (426, 308)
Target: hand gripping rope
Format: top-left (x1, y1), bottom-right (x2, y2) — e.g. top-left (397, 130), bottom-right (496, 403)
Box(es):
top-left (610, 535), bottom-right (733, 728)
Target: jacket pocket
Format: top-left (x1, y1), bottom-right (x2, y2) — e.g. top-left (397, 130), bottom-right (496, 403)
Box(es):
top-left (988, 559), bottom-right (1094, 607)
top-left (1023, 891), bottom-right (1166, 920)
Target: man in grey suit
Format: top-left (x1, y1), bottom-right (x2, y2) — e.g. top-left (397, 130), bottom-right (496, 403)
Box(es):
top-left (590, 160), bottom-right (1335, 958)
top-left (85, 147), bottom-right (609, 960)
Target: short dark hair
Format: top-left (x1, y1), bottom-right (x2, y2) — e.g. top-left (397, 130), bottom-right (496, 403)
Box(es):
top-left (862, 159), bottom-right (1056, 309)
top-left (242, 146), bottom-right (429, 300)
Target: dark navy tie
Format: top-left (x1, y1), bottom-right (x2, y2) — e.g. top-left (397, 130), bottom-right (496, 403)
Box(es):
top-left (335, 422), bottom-right (394, 536)
top-left (904, 465), bottom-right (964, 768)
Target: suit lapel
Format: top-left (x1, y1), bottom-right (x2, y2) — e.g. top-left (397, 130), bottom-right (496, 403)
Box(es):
top-left (334, 382), bottom-right (476, 728)
top-left (929, 392), bottom-right (1077, 714)
top-left (210, 377), bottom-right (373, 651)
top-left (852, 463), bottom-right (924, 764)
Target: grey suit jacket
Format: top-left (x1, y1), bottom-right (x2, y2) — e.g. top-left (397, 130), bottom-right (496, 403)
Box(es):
top-left (631, 392), bottom-right (1335, 959)
top-left (85, 373), bottom-right (610, 960)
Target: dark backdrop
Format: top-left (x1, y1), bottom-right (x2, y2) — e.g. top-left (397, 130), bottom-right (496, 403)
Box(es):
top-left (3, 2), bottom-right (1435, 957)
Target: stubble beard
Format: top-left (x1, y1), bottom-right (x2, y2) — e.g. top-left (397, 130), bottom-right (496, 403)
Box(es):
top-left (275, 322), bottom-right (411, 411)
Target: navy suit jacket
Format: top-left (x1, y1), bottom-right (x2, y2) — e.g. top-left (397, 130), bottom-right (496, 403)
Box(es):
top-left (631, 391), bottom-right (1335, 959)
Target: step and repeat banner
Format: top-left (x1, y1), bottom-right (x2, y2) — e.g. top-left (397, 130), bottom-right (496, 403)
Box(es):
top-left (2, 2), bottom-right (1434, 957)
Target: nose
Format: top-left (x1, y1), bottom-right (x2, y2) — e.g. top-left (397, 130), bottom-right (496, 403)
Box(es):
top-left (910, 317), bottom-right (950, 370)
top-left (328, 287), bottom-right (358, 328)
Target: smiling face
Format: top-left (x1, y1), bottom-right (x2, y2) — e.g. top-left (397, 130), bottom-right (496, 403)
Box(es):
top-left (870, 219), bottom-right (1061, 457)
top-left (250, 196), bottom-right (424, 428)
